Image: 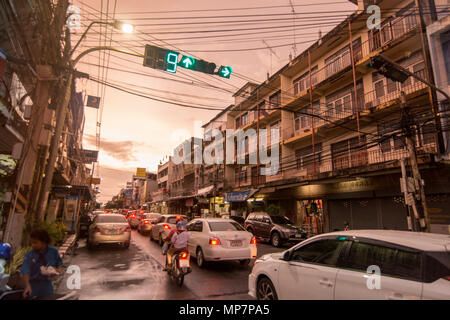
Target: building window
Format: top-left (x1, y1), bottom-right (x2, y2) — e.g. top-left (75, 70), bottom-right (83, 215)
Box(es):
top-left (295, 143), bottom-right (322, 174)
top-left (331, 136), bottom-right (367, 170)
top-left (294, 102), bottom-right (320, 132)
top-left (378, 120), bottom-right (405, 153)
top-left (241, 112), bottom-right (248, 126)
top-left (293, 66), bottom-right (318, 95)
top-left (235, 117), bottom-right (240, 129)
top-left (269, 91), bottom-right (281, 107)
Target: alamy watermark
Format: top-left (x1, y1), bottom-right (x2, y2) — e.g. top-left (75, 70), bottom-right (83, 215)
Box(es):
top-left (366, 5), bottom-right (381, 30)
top-left (366, 265), bottom-right (381, 290)
top-left (66, 265), bottom-right (81, 290)
top-left (67, 5), bottom-right (81, 30)
top-left (171, 127), bottom-right (280, 176)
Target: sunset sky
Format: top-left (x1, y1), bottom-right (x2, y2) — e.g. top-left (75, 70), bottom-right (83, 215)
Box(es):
top-left (72, 0), bottom-right (356, 202)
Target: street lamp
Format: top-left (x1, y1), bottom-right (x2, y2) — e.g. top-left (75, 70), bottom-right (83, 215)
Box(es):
top-left (113, 21), bottom-right (135, 34)
top-left (71, 20), bottom-right (135, 56)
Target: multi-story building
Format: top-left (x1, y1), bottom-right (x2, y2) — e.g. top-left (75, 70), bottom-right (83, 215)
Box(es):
top-left (151, 158), bottom-right (172, 213)
top-left (427, 1), bottom-right (450, 165)
top-left (196, 105), bottom-right (234, 216)
top-left (219, 0), bottom-right (450, 234)
top-left (168, 137), bottom-right (202, 216)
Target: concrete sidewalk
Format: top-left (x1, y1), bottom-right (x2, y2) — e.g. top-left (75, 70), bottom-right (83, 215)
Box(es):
top-left (58, 234), bottom-right (77, 259)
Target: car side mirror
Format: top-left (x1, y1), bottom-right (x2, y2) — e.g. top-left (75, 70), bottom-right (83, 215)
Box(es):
top-left (280, 251), bottom-right (291, 261)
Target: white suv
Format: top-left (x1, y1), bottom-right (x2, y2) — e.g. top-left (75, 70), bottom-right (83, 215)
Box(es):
top-left (249, 230), bottom-right (450, 300)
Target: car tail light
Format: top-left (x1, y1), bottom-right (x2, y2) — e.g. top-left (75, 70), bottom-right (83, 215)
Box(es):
top-left (209, 237), bottom-right (221, 246)
top-left (163, 224), bottom-right (171, 230)
top-left (443, 276), bottom-right (450, 281)
top-left (93, 226), bottom-right (101, 233)
top-left (144, 220), bottom-right (149, 224)
top-left (250, 236), bottom-right (257, 245)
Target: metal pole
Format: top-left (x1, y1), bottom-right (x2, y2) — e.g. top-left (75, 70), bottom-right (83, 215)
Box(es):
top-left (349, 21), bottom-right (362, 164)
top-left (308, 50), bottom-right (316, 175)
top-left (36, 46), bottom-right (141, 220)
top-left (401, 92), bottom-right (430, 231)
top-left (400, 158), bottom-right (414, 231)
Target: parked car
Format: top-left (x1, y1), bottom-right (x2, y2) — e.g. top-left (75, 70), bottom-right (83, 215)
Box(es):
top-left (87, 214), bottom-right (131, 249)
top-left (249, 230), bottom-right (450, 300)
top-left (137, 213), bottom-right (162, 235)
top-left (150, 214), bottom-right (188, 245)
top-left (127, 211), bottom-right (140, 229)
top-left (244, 212), bottom-right (307, 247)
top-left (186, 218), bottom-right (257, 268)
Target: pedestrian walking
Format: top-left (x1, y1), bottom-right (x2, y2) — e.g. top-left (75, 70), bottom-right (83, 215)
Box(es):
top-left (21, 229), bottom-right (63, 299)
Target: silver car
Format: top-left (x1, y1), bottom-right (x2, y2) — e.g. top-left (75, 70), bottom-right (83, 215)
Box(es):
top-left (87, 214), bottom-right (131, 249)
top-left (150, 214), bottom-right (187, 246)
top-left (137, 213), bottom-right (162, 235)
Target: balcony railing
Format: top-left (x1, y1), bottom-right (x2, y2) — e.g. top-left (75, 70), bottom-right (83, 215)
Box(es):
top-left (284, 12), bottom-right (419, 103)
top-left (283, 73), bottom-right (427, 142)
top-left (312, 142), bottom-right (436, 175)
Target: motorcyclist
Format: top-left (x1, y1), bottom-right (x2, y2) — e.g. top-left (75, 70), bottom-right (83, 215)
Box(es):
top-left (164, 220), bottom-right (190, 271)
top-left (0, 243), bottom-right (12, 292)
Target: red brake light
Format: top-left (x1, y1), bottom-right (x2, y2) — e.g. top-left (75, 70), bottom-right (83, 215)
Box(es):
top-left (163, 224), bottom-right (171, 230)
top-left (180, 252), bottom-right (188, 259)
top-left (444, 276), bottom-right (450, 281)
top-left (250, 236), bottom-right (257, 245)
top-left (144, 220), bottom-right (149, 224)
top-left (209, 237), bottom-right (221, 246)
top-left (93, 226), bottom-right (101, 233)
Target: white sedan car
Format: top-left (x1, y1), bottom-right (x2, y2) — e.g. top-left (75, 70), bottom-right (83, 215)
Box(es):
top-left (186, 218), bottom-right (257, 268)
top-left (249, 230), bottom-right (450, 300)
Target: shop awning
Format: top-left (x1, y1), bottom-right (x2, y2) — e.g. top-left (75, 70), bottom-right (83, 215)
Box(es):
top-left (197, 185), bottom-right (214, 197)
top-left (224, 189), bottom-right (259, 202)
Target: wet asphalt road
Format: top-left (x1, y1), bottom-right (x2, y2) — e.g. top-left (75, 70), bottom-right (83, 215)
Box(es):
top-left (55, 230), bottom-right (290, 300)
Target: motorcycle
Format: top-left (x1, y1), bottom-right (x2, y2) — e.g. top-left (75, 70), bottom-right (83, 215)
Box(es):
top-left (0, 242), bottom-right (24, 300)
top-left (164, 247), bottom-right (192, 287)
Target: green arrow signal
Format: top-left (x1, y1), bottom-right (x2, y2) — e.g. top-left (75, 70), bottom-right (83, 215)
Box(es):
top-left (218, 66), bottom-right (233, 78)
top-left (181, 56), bottom-right (195, 69)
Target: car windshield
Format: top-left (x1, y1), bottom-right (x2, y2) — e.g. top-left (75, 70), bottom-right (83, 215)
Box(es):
top-left (97, 215), bottom-right (127, 223)
top-left (208, 221), bottom-right (245, 231)
top-left (270, 215), bottom-right (292, 225)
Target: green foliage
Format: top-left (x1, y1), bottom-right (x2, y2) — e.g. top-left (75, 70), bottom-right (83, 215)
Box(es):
top-left (266, 204), bottom-right (280, 215)
top-left (4, 246), bottom-right (31, 276)
top-left (38, 220), bottom-right (68, 246)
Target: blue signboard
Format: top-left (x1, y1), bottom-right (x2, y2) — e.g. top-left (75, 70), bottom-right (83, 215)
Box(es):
top-left (224, 190), bottom-right (257, 202)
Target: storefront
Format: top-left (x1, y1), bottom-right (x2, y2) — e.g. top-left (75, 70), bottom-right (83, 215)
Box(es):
top-left (224, 189), bottom-right (258, 218)
top-left (263, 166), bottom-right (450, 234)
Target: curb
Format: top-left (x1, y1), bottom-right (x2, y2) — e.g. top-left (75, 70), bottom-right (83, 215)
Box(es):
top-left (58, 234), bottom-right (77, 259)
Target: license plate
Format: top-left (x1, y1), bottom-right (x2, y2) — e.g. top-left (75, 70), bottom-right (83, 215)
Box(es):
top-left (179, 259), bottom-right (190, 268)
top-left (104, 228), bottom-right (121, 235)
top-left (230, 240), bottom-right (242, 247)
top-left (295, 234), bottom-right (302, 238)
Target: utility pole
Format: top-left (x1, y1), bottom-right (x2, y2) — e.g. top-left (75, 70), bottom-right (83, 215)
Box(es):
top-left (400, 92), bottom-right (430, 232)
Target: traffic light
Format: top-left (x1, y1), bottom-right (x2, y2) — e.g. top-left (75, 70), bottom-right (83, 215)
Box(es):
top-left (143, 44), bottom-right (231, 78)
top-left (217, 66), bottom-right (233, 79)
top-left (179, 55), bottom-right (216, 74)
top-left (369, 55), bottom-right (409, 83)
top-left (143, 44), bottom-right (179, 73)
top-left (179, 56), bottom-right (196, 70)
